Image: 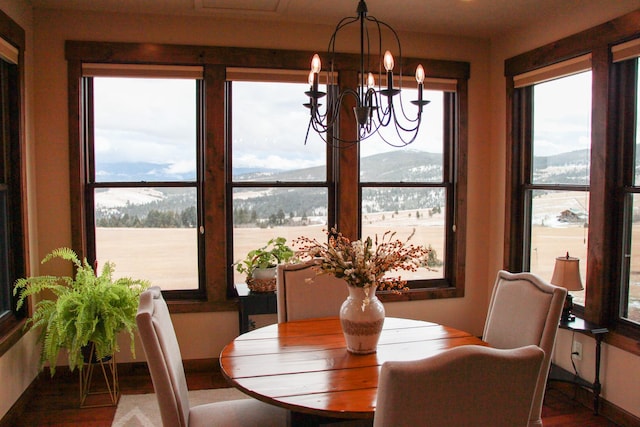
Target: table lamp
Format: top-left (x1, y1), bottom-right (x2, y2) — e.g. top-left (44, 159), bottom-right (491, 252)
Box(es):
top-left (551, 253), bottom-right (584, 322)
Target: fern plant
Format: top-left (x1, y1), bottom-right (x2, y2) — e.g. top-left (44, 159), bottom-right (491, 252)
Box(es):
top-left (13, 247), bottom-right (150, 375)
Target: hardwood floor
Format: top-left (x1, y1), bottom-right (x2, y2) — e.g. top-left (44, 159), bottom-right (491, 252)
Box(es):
top-left (1, 363), bottom-right (622, 427)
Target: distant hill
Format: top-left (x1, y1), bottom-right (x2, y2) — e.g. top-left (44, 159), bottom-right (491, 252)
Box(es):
top-left (95, 148), bottom-right (594, 226)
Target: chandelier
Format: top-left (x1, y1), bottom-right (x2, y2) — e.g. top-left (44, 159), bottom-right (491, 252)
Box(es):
top-left (304, 0), bottom-right (429, 147)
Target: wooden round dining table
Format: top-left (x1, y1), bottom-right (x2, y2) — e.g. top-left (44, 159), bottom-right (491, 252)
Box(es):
top-left (219, 316), bottom-right (487, 423)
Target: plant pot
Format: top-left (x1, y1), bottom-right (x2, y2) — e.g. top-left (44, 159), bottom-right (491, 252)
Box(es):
top-left (339, 284), bottom-right (385, 354)
top-left (247, 267), bottom-right (277, 292)
top-left (251, 267), bottom-right (277, 280)
top-left (81, 342), bottom-right (112, 364)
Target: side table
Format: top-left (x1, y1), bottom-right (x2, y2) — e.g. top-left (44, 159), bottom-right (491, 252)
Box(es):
top-left (235, 283), bottom-right (277, 334)
top-left (548, 316), bottom-right (608, 414)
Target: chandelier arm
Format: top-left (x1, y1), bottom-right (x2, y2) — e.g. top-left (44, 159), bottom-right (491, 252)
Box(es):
top-left (329, 16), bottom-right (360, 55)
top-left (390, 106), bottom-right (422, 134)
top-left (365, 14), bottom-right (404, 85)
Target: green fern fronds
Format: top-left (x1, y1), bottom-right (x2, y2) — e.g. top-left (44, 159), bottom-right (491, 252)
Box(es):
top-left (13, 247), bottom-right (150, 376)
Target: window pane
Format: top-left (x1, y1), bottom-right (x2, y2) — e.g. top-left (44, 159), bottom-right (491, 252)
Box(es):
top-left (361, 187), bottom-right (445, 280)
top-left (94, 78), bottom-right (196, 183)
top-left (529, 189), bottom-right (588, 305)
top-left (624, 64), bottom-right (640, 324)
top-left (0, 191), bottom-right (9, 314)
top-left (232, 187), bottom-right (328, 284)
top-left (232, 81), bottom-right (326, 182)
top-left (92, 77), bottom-right (200, 292)
top-left (360, 90), bottom-right (444, 183)
top-left (635, 61), bottom-right (640, 186)
top-left (532, 72), bottom-right (591, 185)
top-left (624, 194), bottom-right (640, 324)
top-left (95, 187), bottom-right (198, 290)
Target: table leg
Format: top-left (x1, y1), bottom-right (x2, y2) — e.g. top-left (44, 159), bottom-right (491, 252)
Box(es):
top-left (593, 334), bottom-right (603, 415)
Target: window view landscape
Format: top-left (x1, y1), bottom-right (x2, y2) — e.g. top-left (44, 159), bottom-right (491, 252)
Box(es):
top-left (529, 72), bottom-right (591, 307)
top-left (90, 74), bottom-right (638, 320)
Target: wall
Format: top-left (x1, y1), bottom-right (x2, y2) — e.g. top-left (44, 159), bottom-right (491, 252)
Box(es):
top-left (0, 5), bottom-right (493, 419)
top-left (488, 1), bottom-right (640, 419)
top-left (0, 0), bottom-right (41, 421)
top-left (3, 0), bottom-right (637, 422)
top-left (30, 5), bottom-right (493, 367)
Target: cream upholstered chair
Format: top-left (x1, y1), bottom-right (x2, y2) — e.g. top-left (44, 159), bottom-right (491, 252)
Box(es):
top-left (136, 287), bottom-right (288, 427)
top-left (373, 344), bottom-right (545, 427)
top-left (482, 270), bottom-right (567, 427)
top-left (276, 259), bottom-right (348, 322)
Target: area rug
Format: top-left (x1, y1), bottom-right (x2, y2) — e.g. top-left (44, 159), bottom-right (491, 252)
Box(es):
top-left (111, 388), bottom-right (249, 427)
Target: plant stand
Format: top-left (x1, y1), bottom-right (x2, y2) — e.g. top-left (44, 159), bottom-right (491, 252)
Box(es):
top-left (79, 342), bottom-right (120, 408)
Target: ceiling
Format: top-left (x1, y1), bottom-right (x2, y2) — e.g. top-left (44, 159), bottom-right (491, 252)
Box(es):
top-left (25, 0), bottom-right (632, 39)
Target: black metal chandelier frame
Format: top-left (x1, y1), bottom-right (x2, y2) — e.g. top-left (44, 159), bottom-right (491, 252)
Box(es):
top-left (304, 0), bottom-right (430, 147)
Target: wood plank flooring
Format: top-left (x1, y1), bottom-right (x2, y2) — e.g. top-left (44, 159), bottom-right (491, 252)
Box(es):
top-left (1, 364), bottom-right (622, 427)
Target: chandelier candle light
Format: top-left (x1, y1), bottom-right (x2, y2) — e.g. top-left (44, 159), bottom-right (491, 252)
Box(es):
top-left (304, 0), bottom-right (430, 147)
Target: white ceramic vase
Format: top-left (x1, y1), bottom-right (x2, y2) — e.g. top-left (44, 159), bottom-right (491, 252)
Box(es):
top-left (339, 284), bottom-right (385, 354)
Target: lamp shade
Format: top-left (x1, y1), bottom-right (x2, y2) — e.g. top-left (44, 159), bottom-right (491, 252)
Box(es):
top-left (551, 254), bottom-right (584, 291)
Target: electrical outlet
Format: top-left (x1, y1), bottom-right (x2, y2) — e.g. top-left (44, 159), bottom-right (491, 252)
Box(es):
top-left (572, 341), bottom-right (583, 360)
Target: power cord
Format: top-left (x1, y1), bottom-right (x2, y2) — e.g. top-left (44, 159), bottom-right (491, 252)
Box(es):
top-left (570, 331), bottom-right (580, 400)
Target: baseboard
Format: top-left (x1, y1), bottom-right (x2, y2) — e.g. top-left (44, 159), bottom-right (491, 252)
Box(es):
top-left (551, 382), bottom-right (640, 427)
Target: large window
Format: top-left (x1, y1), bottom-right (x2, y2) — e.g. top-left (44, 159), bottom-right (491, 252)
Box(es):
top-left (506, 14), bottom-right (640, 346)
top-left (616, 54), bottom-right (640, 327)
top-left (0, 12), bottom-right (26, 344)
top-left (67, 42), bottom-right (469, 306)
top-left (526, 71), bottom-right (591, 306)
top-left (83, 70), bottom-right (204, 298)
top-left (360, 88), bottom-right (452, 287)
top-left (228, 79), bottom-right (329, 285)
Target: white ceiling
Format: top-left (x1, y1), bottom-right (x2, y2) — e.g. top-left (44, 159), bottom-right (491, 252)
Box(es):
top-left (25, 0), bottom-right (640, 39)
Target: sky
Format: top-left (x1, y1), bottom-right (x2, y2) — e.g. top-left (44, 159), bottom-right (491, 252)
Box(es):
top-left (93, 71), bottom-right (593, 178)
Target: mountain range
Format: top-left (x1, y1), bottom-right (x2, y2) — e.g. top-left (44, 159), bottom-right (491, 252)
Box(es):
top-left (95, 148), bottom-right (594, 225)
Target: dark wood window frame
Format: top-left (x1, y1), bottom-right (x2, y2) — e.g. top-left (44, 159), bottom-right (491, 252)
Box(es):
top-left (65, 41), bottom-right (469, 312)
top-left (504, 9), bottom-right (640, 353)
top-left (0, 9), bottom-right (27, 357)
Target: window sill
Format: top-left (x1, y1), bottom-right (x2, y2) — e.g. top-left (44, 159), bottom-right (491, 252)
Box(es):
top-left (166, 298), bottom-right (238, 314)
top-left (378, 286), bottom-right (463, 303)
top-left (0, 318), bottom-right (27, 358)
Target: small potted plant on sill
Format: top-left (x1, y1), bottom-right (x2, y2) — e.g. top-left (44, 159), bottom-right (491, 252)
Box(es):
top-left (13, 247), bottom-right (150, 375)
top-left (235, 237), bottom-right (296, 292)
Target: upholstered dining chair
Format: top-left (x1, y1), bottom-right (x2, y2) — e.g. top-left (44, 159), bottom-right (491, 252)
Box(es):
top-left (373, 344), bottom-right (545, 427)
top-left (276, 259), bottom-right (348, 323)
top-left (136, 286), bottom-right (288, 427)
top-left (482, 270), bottom-right (567, 427)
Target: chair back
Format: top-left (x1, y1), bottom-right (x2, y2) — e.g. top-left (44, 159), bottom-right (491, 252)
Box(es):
top-left (374, 344), bottom-right (545, 427)
top-left (276, 259), bottom-right (348, 322)
top-left (482, 270), bottom-right (567, 427)
top-left (136, 286), bottom-right (190, 427)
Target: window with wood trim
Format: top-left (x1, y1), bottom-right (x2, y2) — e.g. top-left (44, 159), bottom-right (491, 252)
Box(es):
top-left (66, 41), bottom-right (469, 307)
top-left (359, 85), bottom-right (461, 292)
top-left (613, 42), bottom-right (640, 333)
top-left (80, 69), bottom-right (205, 299)
top-left (505, 10), bottom-right (640, 344)
top-left (0, 12), bottom-right (26, 343)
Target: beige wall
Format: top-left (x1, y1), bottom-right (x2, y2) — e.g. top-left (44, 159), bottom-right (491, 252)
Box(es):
top-left (30, 7), bottom-right (493, 342)
top-left (1, 0), bottom-right (639, 421)
top-left (0, 0), bottom-right (40, 421)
